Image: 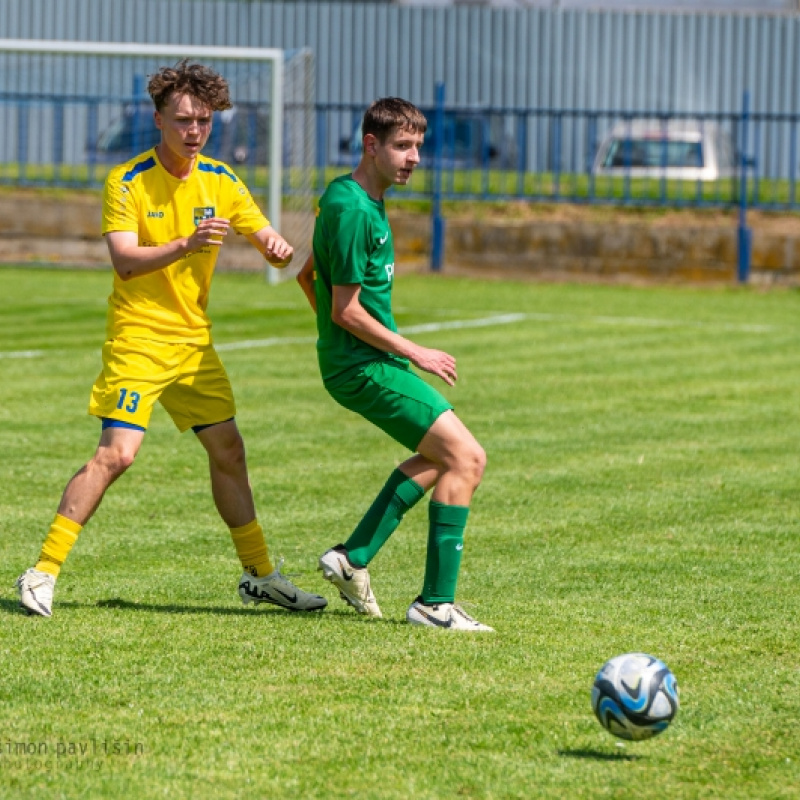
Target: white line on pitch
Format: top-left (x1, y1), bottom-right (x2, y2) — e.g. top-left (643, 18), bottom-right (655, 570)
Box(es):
top-left (0, 310), bottom-right (776, 361)
top-left (215, 313), bottom-right (530, 352)
top-left (519, 312), bottom-right (776, 333)
top-left (400, 313), bottom-right (528, 334)
top-left (0, 349), bottom-right (45, 359)
top-left (216, 335), bottom-right (315, 351)
top-left (216, 313), bottom-right (530, 351)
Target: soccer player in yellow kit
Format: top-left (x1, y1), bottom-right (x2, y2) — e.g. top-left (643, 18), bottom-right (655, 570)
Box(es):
top-left (16, 60), bottom-right (326, 617)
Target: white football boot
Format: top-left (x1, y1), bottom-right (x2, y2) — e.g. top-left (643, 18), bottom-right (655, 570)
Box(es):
top-left (16, 568), bottom-right (55, 618)
top-left (238, 560), bottom-right (327, 611)
top-left (407, 597), bottom-right (494, 632)
top-left (317, 546), bottom-right (382, 618)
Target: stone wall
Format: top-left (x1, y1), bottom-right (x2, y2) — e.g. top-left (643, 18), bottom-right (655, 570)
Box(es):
top-left (2, 191), bottom-right (799, 284)
top-left (390, 211), bottom-right (800, 285)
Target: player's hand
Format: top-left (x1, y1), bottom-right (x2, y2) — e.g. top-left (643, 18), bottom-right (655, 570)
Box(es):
top-left (409, 345), bottom-right (458, 386)
top-left (188, 217), bottom-right (230, 250)
top-left (264, 236), bottom-right (294, 268)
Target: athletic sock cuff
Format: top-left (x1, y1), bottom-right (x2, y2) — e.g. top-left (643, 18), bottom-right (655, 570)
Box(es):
top-left (428, 500), bottom-right (470, 527)
top-left (53, 513), bottom-right (83, 536)
top-left (394, 475), bottom-right (426, 508)
top-left (229, 519), bottom-right (260, 538)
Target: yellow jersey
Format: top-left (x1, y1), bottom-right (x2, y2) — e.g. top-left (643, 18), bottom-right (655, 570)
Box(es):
top-left (102, 148), bottom-right (268, 344)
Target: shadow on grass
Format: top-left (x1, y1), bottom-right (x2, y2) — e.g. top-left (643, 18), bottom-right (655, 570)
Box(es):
top-left (2, 594), bottom-right (413, 627)
top-left (558, 748), bottom-right (643, 762)
top-left (0, 597), bottom-right (23, 614)
top-left (93, 597), bottom-right (401, 624)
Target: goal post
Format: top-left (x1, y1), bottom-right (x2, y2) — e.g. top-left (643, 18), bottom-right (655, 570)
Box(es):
top-left (0, 39), bottom-right (316, 282)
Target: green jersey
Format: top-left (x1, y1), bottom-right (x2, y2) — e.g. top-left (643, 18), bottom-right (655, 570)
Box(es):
top-left (312, 174), bottom-right (406, 383)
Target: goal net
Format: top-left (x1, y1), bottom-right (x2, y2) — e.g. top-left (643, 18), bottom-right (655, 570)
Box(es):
top-left (0, 40), bottom-right (316, 281)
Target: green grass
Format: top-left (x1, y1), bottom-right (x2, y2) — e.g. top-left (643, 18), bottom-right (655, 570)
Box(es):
top-left (3, 267), bottom-right (800, 798)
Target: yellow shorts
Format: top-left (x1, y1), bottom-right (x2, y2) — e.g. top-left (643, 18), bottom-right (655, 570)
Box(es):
top-left (88, 336), bottom-right (236, 433)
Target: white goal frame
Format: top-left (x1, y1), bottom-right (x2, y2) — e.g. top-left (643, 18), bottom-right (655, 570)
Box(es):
top-left (0, 37), bottom-right (287, 255)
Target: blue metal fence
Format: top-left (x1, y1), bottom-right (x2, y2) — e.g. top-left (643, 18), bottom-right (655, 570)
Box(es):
top-left (2, 91), bottom-right (795, 211)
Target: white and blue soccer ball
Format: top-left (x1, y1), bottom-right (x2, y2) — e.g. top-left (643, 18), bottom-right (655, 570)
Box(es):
top-left (591, 652), bottom-right (679, 741)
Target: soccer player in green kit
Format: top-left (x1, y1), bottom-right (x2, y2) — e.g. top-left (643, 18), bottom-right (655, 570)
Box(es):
top-left (296, 97), bottom-right (493, 631)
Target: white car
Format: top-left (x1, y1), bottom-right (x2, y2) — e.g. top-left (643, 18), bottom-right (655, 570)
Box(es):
top-left (591, 119), bottom-right (736, 181)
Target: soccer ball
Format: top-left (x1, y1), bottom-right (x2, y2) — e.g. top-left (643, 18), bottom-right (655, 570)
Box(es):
top-left (591, 652), bottom-right (679, 741)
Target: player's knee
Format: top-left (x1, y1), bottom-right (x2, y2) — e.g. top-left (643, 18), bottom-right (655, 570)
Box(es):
top-left (467, 442), bottom-right (487, 486)
top-left (94, 445), bottom-right (136, 478)
top-left (213, 434), bottom-right (247, 472)
top-left (455, 440), bottom-right (486, 488)
top-left (226, 441), bottom-right (247, 471)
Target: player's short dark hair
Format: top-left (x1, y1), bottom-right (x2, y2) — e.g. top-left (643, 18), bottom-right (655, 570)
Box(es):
top-left (147, 59), bottom-right (232, 112)
top-left (362, 97), bottom-right (427, 143)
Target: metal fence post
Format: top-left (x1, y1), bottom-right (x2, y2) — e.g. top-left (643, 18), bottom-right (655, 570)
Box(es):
top-left (132, 74), bottom-right (146, 157)
top-left (430, 82), bottom-right (445, 272)
top-left (737, 90), bottom-right (752, 284)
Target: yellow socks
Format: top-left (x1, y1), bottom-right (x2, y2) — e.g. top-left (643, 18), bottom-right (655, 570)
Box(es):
top-left (230, 520), bottom-right (273, 577)
top-left (34, 516), bottom-right (274, 580)
top-left (35, 514), bottom-right (82, 577)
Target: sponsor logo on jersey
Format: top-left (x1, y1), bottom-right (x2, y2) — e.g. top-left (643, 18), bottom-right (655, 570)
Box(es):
top-left (193, 206), bottom-right (215, 226)
top-left (147, 210), bottom-right (164, 218)
top-left (385, 262), bottom-right (395, 280)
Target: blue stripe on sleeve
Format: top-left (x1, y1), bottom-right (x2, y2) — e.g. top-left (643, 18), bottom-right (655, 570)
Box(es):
top-left (121, 156), bottom-right (157, 182)
top-left (198, 162), bottom-right (238, 182)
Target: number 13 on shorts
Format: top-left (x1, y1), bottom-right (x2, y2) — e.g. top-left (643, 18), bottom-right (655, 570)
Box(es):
top-left (116, 388), bottom-right (141, 413)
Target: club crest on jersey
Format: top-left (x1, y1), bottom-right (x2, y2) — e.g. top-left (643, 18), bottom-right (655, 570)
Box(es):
top-left (193, 207), bottom-right (215, 226)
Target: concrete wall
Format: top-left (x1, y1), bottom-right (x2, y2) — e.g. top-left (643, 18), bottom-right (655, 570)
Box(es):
top-left (2, 192), bottom-right (797, 284)
top-left (392, 210), bottom-right (800, 284)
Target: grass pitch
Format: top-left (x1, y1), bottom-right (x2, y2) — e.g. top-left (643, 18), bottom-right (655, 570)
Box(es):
top-left (2, 266), bottom-right (800, 799)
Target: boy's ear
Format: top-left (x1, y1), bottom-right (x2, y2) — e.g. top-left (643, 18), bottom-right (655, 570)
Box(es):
top-left (363, 133), bottom-right (379, 156)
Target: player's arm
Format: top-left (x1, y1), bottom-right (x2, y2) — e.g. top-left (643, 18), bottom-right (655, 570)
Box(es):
top-left (106, 217), bottom-right (231, 281)
top-left (332, 283), bottom-right (457, 386)
top-left (246, 226), bottom-right (294, 268)
top-left (296, 253), bottom-right (317, 312)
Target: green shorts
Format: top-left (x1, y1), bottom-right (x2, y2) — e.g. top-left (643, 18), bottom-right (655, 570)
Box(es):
top-left (325, 359), bottom-right (453, 451)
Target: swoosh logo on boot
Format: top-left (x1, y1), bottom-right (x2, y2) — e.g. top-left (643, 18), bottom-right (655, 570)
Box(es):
top-left (338, 556), bottom-right (354, 581)
top-left (414, 606), bottom-right (453, 628)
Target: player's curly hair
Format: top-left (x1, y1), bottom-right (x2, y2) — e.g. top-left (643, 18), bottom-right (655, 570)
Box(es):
top-left (362, 97), bottom-right (427, 143)
top-left (147, 59), bottom-right (233, 112)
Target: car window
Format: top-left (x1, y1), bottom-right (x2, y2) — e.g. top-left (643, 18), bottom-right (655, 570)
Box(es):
top-left (603, 139), bottom-right (703, 169)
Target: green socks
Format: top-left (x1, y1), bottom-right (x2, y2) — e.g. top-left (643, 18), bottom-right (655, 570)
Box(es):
top-left (421, 501), bottom-right (469, 605)
top-left (344, 471), bottom-right (471, 605)
top-left (344, 469), bottom-right (425, 567)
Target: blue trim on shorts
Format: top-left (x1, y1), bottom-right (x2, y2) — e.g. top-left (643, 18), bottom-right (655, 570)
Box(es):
top-left (101, 417), bottom-right (146, 432)
top-left (192, 417), bottom-right (235, 434)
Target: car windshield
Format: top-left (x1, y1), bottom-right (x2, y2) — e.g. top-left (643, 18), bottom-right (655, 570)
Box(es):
top-left (602, 138), bottom-right (703, 169)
